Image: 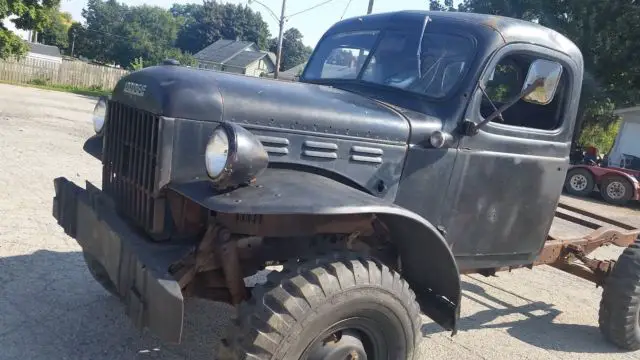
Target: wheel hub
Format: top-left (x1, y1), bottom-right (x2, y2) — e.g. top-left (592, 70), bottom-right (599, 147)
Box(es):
top-left (307, 330), bottom-right (369, 360)
top-left (570, 174), bottom-right (588, 191)
top-left (606, 181), bottom-right (626, 199)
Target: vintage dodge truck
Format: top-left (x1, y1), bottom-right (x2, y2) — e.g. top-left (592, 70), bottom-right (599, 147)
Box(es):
top-left (53, 10), bottom-right (640, 359)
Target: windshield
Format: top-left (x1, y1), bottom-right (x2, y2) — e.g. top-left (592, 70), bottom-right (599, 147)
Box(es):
top-left (303, 29), bottom-right (475, 98)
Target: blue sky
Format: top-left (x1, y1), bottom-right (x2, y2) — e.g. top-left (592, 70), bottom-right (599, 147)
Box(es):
top-left (60, 0), bottom-right (460, 47)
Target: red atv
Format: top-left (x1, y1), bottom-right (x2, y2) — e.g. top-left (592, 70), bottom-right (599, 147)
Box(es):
top-left (565, 145), bottom-right (640, 205)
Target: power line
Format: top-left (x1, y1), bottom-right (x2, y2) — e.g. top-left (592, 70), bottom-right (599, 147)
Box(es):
top-left (340, 0), bottom-right (354, 20)
top-left (248, 0), bottom-right (280, 23)
top-left (286, 0), bottom-right (337, 19)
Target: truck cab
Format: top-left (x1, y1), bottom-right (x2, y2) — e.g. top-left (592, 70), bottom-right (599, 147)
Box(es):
top-left (54, 11), bottom-right (585, 360)
top-left (299, 11), bottom-right (582, 270)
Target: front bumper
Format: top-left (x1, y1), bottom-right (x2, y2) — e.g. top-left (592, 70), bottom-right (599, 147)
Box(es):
top-left (52, 177), bottom-right (194, 343)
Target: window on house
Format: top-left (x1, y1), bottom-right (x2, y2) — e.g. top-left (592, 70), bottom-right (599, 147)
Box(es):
top-left (480, 54), bottom-right (568, 131)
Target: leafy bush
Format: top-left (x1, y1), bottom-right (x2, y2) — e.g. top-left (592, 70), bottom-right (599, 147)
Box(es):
top-left (130, 57), bottom-right (144, 71)
top-left (578, 120), bottom-right (621, 154)
top-left (29, 78), bottom-right (49, 86)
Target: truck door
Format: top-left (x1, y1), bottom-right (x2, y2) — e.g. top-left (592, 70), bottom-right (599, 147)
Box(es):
top-left (445, 44), bottom-right (579, 271)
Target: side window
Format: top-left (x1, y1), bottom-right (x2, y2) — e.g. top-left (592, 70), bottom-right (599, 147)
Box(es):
top-left (480, 54), bottom-right (568, 131)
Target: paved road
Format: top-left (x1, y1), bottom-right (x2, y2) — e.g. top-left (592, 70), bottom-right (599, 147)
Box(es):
top-left (1, 83), bottom-right (639, 360)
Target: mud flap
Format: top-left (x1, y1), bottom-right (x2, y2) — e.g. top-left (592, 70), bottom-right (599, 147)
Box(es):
top-left (53, 177), bottom-right (194, 343)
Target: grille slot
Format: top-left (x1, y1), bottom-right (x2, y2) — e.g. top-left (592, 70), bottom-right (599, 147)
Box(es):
top-left (102, 101), bottom-right (163, 233)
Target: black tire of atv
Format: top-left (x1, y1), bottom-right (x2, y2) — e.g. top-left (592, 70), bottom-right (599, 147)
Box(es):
top-left (218, 253), bottom-right (422, 360)
top-left (599, 238), bottom-right (640, 351)
top-left (83, 252), bottom-right (118, 297)
top-left (600, 176), bottom-right (633, 206)
top-left (564, 168), bottom-right (595, 197)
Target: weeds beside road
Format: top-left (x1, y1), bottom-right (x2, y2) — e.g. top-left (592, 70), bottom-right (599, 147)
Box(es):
top-left (0, 80), bottom-right (111, 98)
top-left (0, 84), bottom-right (639, 360)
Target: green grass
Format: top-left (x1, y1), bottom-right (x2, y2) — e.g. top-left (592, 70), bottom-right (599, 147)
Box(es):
top-left (0, 81), bottom-right (112, 97)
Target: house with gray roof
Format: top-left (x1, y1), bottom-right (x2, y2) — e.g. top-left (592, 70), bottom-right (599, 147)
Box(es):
top-left (194, 39), bottom-right (276, 77)
top-left (26, 42), bottom-right (62, 65)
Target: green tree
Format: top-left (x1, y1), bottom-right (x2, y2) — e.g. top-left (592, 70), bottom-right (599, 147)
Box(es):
top-left (163, 47), bottom-right (196, 67)
top-left (269, 28), bottom-right (313, 72)
top-left (174, 2), bottom-right (271, 54)
top-left (0, 0), bottom-right (61, 59)
top-left (72, 1), bottom-right (194, 69)
top-left (428, 0), bottom-right (457, 11)
top-left (77, 0), bottom-right (126, 63)
top-left (113, 4), bottom-right (182, 67)
top-left (431, 0), bottom-right (639, 149)
top-left (41, 10), bottom-right (73, 51)
top-left (171, 3), bottom-right (204, 54)
top-left (67, 22), bottom-right (89, 57)
top-left (130, 56), bottom-right (144, 70)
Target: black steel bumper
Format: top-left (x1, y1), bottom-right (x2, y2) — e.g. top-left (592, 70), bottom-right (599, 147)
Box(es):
top-left (52, 177), bottom-right (194, 343)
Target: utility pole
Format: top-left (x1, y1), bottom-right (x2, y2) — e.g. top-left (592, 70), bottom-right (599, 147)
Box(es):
top-left (275, 0), bottom-right (287, 79)
top-left (248, 0), bottom-right (333, 79)
top-left (71, 30), bottom-right (77, 58)
top-left (367, 0), bottom-right (374, 14)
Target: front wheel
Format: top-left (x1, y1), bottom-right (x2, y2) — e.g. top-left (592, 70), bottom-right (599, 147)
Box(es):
top-left (218, 253), bottom-right (422, 360)
top-left (599, 239), bottom-right (640, 350)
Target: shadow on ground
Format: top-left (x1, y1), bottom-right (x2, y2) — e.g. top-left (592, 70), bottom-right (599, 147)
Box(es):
top-left (421, 278), bottom-right (623, 354)
top-left (0, 249), bottom-right (232, 360)
top-left (0, 249), bottom-right (628, 359)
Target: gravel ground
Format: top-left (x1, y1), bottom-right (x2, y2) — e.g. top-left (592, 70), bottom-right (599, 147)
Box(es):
top-left (1, 83), bottom-right (640, 360)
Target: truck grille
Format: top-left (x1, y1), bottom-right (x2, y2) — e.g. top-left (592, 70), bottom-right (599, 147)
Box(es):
top-left (102, 101), bottom-right (163, 233)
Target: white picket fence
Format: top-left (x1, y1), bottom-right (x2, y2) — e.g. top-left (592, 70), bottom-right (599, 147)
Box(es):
top-left (0, 57), bottom-right (129, 90)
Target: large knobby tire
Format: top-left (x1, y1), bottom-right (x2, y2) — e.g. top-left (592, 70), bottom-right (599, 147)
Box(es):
top-left (564, 168), bottom-right (595, 197)
top-left (599, 239), bottom-right (640, 350)
top-left (600, 176), bottom-right (633, 206)
top-left (83, 252), bottom-right (118, 297)
top-left (218, 253), bottom-right (422, 360)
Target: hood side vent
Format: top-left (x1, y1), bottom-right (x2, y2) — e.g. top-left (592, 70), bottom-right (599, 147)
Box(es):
top-left (350, 145), bottom-right (384, 164)
top-left (303, 140), bottom-right (338, 160)
top-left (258, 135), bottom-right (289, 155)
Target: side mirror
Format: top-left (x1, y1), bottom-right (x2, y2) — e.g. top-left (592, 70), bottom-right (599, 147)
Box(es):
top-left (521, 59), bottom-right (563, 105)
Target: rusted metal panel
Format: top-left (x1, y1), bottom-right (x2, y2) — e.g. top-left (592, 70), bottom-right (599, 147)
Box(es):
top-left (215, 212), bottom-right (374, 237)
top-left (536, 226), bottom-right (639, 266)
top-left (466, 201), bottom-right (639, 285)
top-left (207, 227), bottom-right (247, 305)
top-left (528, 201), bottom-right (640, 285)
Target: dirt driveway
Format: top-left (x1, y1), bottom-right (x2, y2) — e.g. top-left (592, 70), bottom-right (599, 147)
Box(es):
top-left (1, 83), bottom-right (639, 359)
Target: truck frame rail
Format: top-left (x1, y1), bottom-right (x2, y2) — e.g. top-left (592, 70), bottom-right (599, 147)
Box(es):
top-left (536, 201), bottom-right (639, 285)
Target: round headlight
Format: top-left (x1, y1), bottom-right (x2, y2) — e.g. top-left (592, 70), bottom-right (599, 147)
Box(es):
top-left (93, 97), bottom-right (107, 133)
top-left (204, 122), bottom-right (269, 189)
top-left (205, 127), bottom-right (230, 179)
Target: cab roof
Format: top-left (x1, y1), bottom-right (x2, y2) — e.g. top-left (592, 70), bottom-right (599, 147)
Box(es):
top-left (326, 10), bottom-right (583, 67)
